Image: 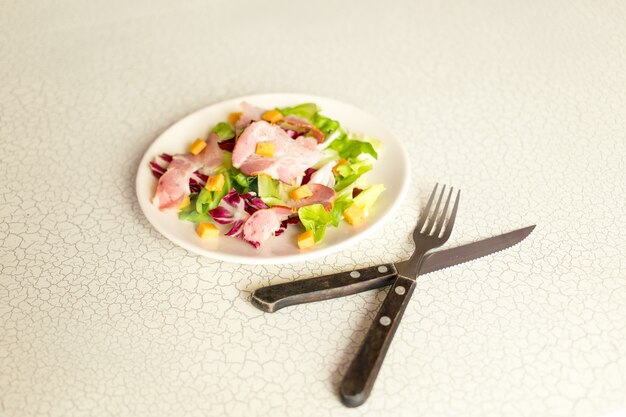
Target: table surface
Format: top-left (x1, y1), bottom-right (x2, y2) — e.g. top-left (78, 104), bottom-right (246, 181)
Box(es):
top-left (1, 1), bottom-right (625, 416)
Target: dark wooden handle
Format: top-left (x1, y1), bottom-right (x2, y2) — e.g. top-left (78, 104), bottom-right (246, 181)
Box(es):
top-left (250, 264), bottom-right (397, 313)
top-left (339, 275), bottom-right (416, 407)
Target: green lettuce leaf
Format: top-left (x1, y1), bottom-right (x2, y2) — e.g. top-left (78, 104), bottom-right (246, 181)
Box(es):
top-left (179, 159), bottom-right (257, 221)
top-left (178, 210), bottom-right (210, 223)
top-left (257, 174), bottom-right (300, 206)
top-left (350, 133), bottom-right (383, 154)
top-left (328, 135), bottom-right (378, 161)
top-left (178, 195), bottom-right (210, 223)
top-left (279, 103), bottom-right (319, 122)
top-left (279, 103), bottom-right (342, 138)
top-left (334, 160), bottom-right (373, 192)
top-left (217, 152), bottom-right (233, 171)
top-left (230, 170), bottom-right (251, 194)
top-left (196, 173), bottom-right (232, 213)
top-left (353, 184), bottom-right (385, 213)
top-left (329, 194), bottom-right (353, 227)
top-left (298, 204), bottom-right (330, 242)
top-left (247, 176), bottom-right (259, 195)
top-left (257, 175), bottom-right (286, 206)
top-left (312, 114), bottom-right (340, 137)
top-left (212, 122), bottom-right (235, 141)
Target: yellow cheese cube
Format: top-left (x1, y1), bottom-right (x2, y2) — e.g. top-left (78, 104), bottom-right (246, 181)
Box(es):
top-left (262, 110), bottom-right (284, 124)
top-left (343, 204), bottom-right (365, 226)
top-left (228, 112), bottom-right (242, 125)
top-left (205, 174), bottom-right (225, 192)
top-left (196, 223), bottom-right (219, 239)
top-left (289, 185), bottom-right (313, 201)
top-left (255, 142), bottom-right (275, 157)
top-left (189, 139), bottom-right (207, 155)
top-left (297, 230), bottom-right (315, 249)
top-left (178, 196), bottom-right (190, 209)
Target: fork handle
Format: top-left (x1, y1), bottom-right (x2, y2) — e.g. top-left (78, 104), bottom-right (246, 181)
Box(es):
top-left (340, 275), bottom-right (417, 408)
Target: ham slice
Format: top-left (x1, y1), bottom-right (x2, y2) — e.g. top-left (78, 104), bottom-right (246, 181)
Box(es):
top-left (280, 116), bottom-right (325, 143)
top-left (234, 101), bottom-right (263, 134)
top-left (152, 133), bottom-right (223, 210)
top-left (232, 121), bottom-right (322, 185)
top-left (242, 206), bottom-right (293, 247)
top-left (288, 184), bottom-right (336, 211)
top-left (242, 184), bottom-right (335, 247)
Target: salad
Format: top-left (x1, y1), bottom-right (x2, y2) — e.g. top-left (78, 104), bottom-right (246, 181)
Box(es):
top-left (150, 102), bottom-right (385, 249)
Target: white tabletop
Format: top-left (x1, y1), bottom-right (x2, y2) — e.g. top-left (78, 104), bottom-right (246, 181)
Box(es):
top-left (1, 1), bottom-right (625, 416)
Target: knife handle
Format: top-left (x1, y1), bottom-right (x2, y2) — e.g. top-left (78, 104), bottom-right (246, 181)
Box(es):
top-left (340, 275), bottom-right (416, 408)
top-left (250, 264), bottom-right (397, 313)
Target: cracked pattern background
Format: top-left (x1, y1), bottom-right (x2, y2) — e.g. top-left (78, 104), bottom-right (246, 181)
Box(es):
top-left (1, 0), bottom-right (625, 416)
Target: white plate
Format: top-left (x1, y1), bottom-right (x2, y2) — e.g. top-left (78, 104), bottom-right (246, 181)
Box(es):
top-left (136, 93), bottom-right (410, 264)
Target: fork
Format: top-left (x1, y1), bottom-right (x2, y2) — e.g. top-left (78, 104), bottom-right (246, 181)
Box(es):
top-left (340, 183), bottom-right (460, 407)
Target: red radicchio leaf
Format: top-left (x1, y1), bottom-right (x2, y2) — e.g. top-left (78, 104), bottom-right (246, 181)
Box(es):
top-left (209, 190), bottom-right (269, 238)
top-left (149, 162), bottom-right (166, 179)
top-left (193, 171), bottom-right (209, 182)
top-left (352, 188), bottom-right (363, 198)
top-left (209, 190), bottom-right (247, 224)
top-left (149, 153), bottom-right (173, 179)
top-left (208, 206), bottom-right (235, 225)
top-left (246, 239), bottom-right (261, 249)
top-left (189, 172), bottom-right (208, 194)
top-left (285, 129), bottom-right (298, 138)
top-left (274, 216), bottom-right (301, 237)
top-left (241, 193), bottom-right (268, 214)
top-left (225, 220), bottom-right (245, 238)
top-left (189, 179), bottom-right (202, 194)
top-left (302, 168), bottom-right (316, 185)
top-left (150, 153), bottom-right (208, 194)
top-left (218, 138), bottom-right (236, 152)
top-left (223, 189), bottom-right (246, 207)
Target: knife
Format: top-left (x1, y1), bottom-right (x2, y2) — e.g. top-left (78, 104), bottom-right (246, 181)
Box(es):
top-left (251, 225), bottom-right (535, 313)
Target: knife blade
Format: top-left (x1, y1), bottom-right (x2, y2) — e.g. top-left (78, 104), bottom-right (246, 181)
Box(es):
top-left (251, 225), bottom-right (535, 312)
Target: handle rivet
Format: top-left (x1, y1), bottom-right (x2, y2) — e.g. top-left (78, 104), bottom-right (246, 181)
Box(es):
top-left (379, 316), bottom-right (391, 326)
top-left (350, 271), bottom-right (361, 278)
top-left (395, 286), bottom-right (406, 295)
top-left (377, 265), bottom-right (389, 273)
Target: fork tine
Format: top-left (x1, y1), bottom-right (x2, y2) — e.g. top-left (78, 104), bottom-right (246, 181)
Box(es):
top-left (432, 187), bottom-right (453, 237)
top-left (415, 183), bottom-right (439, 231)
top-left (441, 190), bottom-right (460, 240)
top-left (423, 184), bottom-right (446, 234)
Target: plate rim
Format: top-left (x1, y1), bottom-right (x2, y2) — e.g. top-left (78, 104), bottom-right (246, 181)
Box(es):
top-left (135, 92), bottom-right (411, 265)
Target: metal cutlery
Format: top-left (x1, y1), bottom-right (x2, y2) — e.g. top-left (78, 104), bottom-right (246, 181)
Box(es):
top-left (250, 183), bottom-right (536, 407)
top-left (250, 225), bottom-right (535, 313)
top-left (340, 183), bottom-right (460, 407)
